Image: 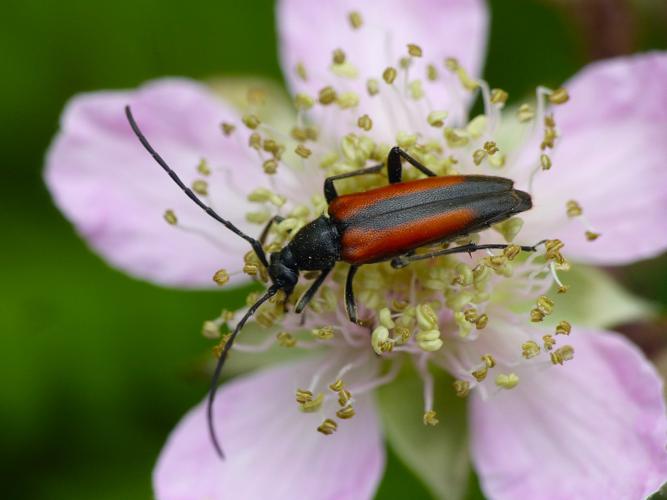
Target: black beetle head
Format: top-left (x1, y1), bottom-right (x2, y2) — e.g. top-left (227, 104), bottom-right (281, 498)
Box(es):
top-left (268, 247), bottom-right (299, 292)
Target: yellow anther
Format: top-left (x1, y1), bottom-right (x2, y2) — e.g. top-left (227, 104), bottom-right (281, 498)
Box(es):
top-left (300, 393), bottom-right (324, 412)
top-left (246, 211), bottom-right (271, 224)
top-left (399, 57), bottom-right (412, 69)
top-left (191, 179), bottom-right (208, 196)
top-left (348, 11), bottom-right (363, 29)
top-left (490, 88), bottom-right (509, 105)
top-left (312, 326), bottom-right (335, 340)
top-left (454, 311), bottom-right (472, 337)
top-left (246, 87), bottom-right (267, 106)
top-left (248, 132), bottom-right (262, 150)
top-left (379, 308), bottom-right (395, 329)
top-left (452, 263), bottom-right (473, 286)
top-left (427, 111), bottom-right (448, 127)
top-left (331, 61), bottom-right (359, 78)
top-left (541, 127), bottom-right (557, 150)
top-left (242, 263), bottom-right (258, 277)
top-left (503, 244), bottom-right (521, 260)
top-left (242, 114), bottom-right (260, 130)
top-left (566, 200), bottom-right (583, 218)
top-left (163, 209), bottom-right (178, 225)
top-left (453, 380), bottom-right (470, 397)
top-left (295, 62), bottom-right (307, 81)
top-left (517, 104), bottom-right (535, 122)
top-left (551, 345), bottom-right (575, 365)
top-left (295, 144), bottom-right (312, 159)
top-left (540, 153), bottom-right (552, 170)
top-left (545, 239), bottom-right (565, 260)
top-left (338, 389), bottom-right (352, 406)
top-left (483, 141), bottom-right (499, 155)
top-left (337, 405), bottom-right (356, 419)
top-left (305, 127), bottom-right (318, 141)
top-left (329, 379), bottom-right (344, 392)
top-left (522, 340), bottom-right (541, 359)
top-left (475, 314), bottom-right (489, 330)
top-left (276, 332), bottom-right (297, 348)
top-left (444, 57), bottom-right (479, 90)
top-left (221, 122), bottom-right (236, 136)
top-left (416, 329), bottom-right (443, 352)
top-left (394, 132), bottom-right (417, 149)
top-left (332, 48), bottom-right (346, 65)
top-left (482, 354), bottom-right (496, 368)
top-left (294, 92), bottom-right (314, 110)
top-left (202, 320), bottom-right (220, 339)
top-left (318, 86), bottom-right (337, 105)
top-left (548, 87), bottom-right (570, 105)
top-left (366, 78), bottom-right (380, 96)
top-left (382, 67), bottom-right (397, 84)
top-left (357, 114), bottom-right (373, 131)
top-left (463, 308), bottom-right (477, 323)
top-left (197, 159), bottom-right (211, 176)
top-left (407, 43), bottom-right (423, 57)
top-left (495, 373), bottom-right (519, 389)
top-left (556, 320), bottom-right (572, 336)
top-left (262, 139), bottom-right (279, 154)
top-left (416, 304), bottom-right (438, 330)
top-left (473, 263), bottom-right (490, 283)
top-left (371, 326), bottom-right (392, 355)
top-left (212, 269), bottom-right (230, 286)
top-left (472, 366), bottom-right (488, 382)
top-left (427, 64), bottom-right (438, 81)
top-left (585, 231), bottom-right (601, 241)
top-left (542, 334), bottom-right (556, 351)
top-left (472, 149), bottom-right (487, 166)
top-left (530, 308), bottom-right (545, 322)
top-left (212, 334), bottom-right (231, 358)
top-left (296, 388), bottom-right (313, 404)
top-left (466, 115), bottom-right (487, 138)
top-left (394, 326), bottom-right (412, 344)
top-left (409, 80), bottom-right (424, 100)
top-left (536, 295), bottom-right (555, 316)
top-left (423, 410), bottom-right (439, 426)
top-left (444, 127), bottom-right (469, 148)
top-left (262, 159), bottom-right (278, 175)
top-left (545, 114), bottom-right (556, 128)
top-left (317, 419), bottom-right (338, 435)
top-left (337, 91), bottom-right (360, 109)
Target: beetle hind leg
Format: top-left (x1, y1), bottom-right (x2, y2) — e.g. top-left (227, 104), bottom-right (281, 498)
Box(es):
top-left (345, 265), bottom-right (361, 324)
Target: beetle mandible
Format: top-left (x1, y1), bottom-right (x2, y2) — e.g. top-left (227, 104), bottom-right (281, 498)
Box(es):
top-left (125, 106), bottom-right (542, 458)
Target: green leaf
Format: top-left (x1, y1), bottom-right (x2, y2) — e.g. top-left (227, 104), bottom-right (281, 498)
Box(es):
top-left (648, 482), bottom-right (667, 500)
top-left (546, 265), bottom-right (655, 329)
top-left (377, 366), bottom-right (470, 500)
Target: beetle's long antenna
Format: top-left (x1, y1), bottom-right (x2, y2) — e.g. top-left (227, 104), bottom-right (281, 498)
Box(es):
top-left (207, 285), bottom-right (280, 459)
top-left (124, 105), bottom-right (269, 268)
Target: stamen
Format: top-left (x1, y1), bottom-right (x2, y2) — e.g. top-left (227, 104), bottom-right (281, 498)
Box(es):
top-left (548, 87), bottom-right (569, 105)
top-left (191, 179), bottom-right (208, 196)
top-left (312, 326), bottom-right (335, 340)
top-left (427, 110), bottom-right (448, 128)
top-left (220, 122), bottom-right (236, 136)
top-left (452, 379), bottom-right (470, 397)
top-left (295, 62), bottom-right (307, 81)
top-left (337, 405), bottom-right (356, 419)
top-left (212, 269), bottom-right (230, 286)
top-left (318, 86), bottom-right (337, 105)
top-left (295, 144), bottom-right (312, 159)
top-left (163, 209), bottom-right (177, 225)
top-left (382, 67), bottom-right (397, 85)
top-left (276, 331), bottom-right (297, 348)
top-left (317, 419), bottom-right (338, 435)
top-left (556, 320), bottom-right (572, 335)
top-left (242, 114), bottom-right (260, 130)
top-left (522, 340), bottom-right (541, 359)
top-left (348, 11), bottom-right (363, 29)
top-left (495, 373), bottom-right (519, 389)
top-left (357, 114), bottom-right (373, 131)
top-left (550, 345), bottom-right (575, 365)
top-left (366, 79), bottom-right (380, 96)
top-left (196, 159), bottom-right (211, 176)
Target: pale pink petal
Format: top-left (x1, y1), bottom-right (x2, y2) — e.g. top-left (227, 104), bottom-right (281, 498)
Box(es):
top-left (277, 0), bottom-right (488, 141)
top-left (44, 78), bottom-right (276, 288)
top-left (470, 328), bottom-right (667, 500)
top-left (154, 358), bottom-right (384, 500)
top-left (518, 52), bottom-right (667, 264)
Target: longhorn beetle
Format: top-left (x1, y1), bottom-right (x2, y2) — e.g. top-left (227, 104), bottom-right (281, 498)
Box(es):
top-left (125, 106), bottom-right (542, 459)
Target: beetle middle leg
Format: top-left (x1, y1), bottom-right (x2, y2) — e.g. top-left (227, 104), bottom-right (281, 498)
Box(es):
top-left (324, 164), bottom-right (385, 202)
top-left (345, 265), bottom-right (361, 323)
top-left (387, 146), bottom-right (437, 183)
top-left (390, 241), bottom-right (546, 269)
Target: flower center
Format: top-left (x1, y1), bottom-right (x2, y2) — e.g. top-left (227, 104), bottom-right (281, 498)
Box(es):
top-left (162, 17), bottom-right (602, 435)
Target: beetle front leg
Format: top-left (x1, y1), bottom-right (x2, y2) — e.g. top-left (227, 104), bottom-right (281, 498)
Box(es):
top-left (390, 241), bottom-right (547, 268)
top-left (294, 267), bottom-right (333, 313)
top-left (345, 265), bottom-right (361, 323)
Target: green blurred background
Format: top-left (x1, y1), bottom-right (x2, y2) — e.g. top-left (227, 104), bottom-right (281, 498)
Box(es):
top-left (2, 0), bottom-right (666, 498)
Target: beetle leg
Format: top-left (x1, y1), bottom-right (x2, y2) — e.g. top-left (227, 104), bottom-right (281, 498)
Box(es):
top-left (324, 164), bottom-right (385, 202)
top-left (345, 265), bottom-right (361, 323)
top-left (390, 241), bottom-right (547, 268)
top-left (387, 146), bottom-right (437, 183)
top-left (294, 267), bottom-right (333, 313)
top-left (259, 215), bottom-right (285, 247)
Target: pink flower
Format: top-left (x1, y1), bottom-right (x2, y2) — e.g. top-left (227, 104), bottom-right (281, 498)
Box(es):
top-left (45, 1), bottom-right (667, 499)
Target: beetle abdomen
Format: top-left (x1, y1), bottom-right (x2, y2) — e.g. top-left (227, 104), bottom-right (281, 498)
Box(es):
top-left (329, 176), bottom-right (531, 265)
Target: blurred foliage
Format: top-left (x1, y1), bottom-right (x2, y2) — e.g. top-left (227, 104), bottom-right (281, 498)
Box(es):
top-left (1, 0), bottom-right (665, 499)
